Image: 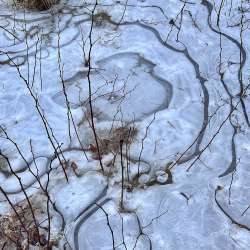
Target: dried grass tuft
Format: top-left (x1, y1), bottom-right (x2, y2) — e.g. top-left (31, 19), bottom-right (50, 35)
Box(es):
top-left (90, 126), bottom-right (138, 159)
top-left (14, 0), bottom-right (57, 10)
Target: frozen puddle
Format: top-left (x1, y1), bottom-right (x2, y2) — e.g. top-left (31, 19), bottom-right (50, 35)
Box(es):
top-left (54, 52), bottom-right (172, 122)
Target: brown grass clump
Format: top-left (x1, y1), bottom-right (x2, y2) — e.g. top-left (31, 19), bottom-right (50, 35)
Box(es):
top-left (14, 0), bottom-right (57, 10)
top-left (0, 196), bottom-right (58, 249)
top-left (90, 126), bottom-right (137, 159)
top-left (0, 207), bottom-right (43, 249)
top-left (93, 11), bottom-right (112, 26)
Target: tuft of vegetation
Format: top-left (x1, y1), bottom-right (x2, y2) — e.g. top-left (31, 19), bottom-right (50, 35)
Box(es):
top-left (14, 0), bottom-right (57, 10)
top-left (93, 11), bottom-right (112, 26)
top-left (0, 196), bottom-right (58, 249)
top-left (90, 126), bottom-right (137, 160)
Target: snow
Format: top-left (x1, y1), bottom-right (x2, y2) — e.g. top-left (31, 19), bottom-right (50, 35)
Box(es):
top-left (0, 0), bottom-right (250, 249)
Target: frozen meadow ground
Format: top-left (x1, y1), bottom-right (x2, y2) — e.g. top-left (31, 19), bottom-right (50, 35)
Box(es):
top-left (0, 0), bottom-right (250, 249)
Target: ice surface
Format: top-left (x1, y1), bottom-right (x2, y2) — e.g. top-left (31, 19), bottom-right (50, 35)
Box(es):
top-left (0, 0), bottom-right (250, 249)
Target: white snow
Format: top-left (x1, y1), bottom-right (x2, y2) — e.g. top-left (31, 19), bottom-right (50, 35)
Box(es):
top-left (0, 0), bottom-right (250, 249)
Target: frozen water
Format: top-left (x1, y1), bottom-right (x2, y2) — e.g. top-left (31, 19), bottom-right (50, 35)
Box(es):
top-left (0, 0), bottom-right (250, 249)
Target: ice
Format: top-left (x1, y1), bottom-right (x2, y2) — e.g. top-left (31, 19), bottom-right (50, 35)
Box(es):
top-left (0, 0), bottom-right (250, 249)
